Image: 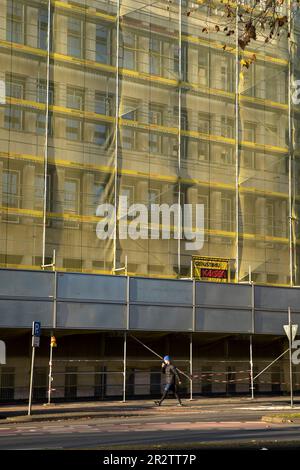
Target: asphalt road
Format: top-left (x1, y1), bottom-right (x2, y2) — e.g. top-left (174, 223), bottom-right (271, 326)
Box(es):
top-left (1, 402), bottom-right (300, 450)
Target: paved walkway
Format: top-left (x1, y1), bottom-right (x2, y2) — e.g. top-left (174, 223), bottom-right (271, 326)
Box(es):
top-left (0, 395), bottom-right (298, 423)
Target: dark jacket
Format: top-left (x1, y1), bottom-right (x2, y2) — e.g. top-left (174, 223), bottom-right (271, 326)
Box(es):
top-left (162, 363), bottom-right (180, 385)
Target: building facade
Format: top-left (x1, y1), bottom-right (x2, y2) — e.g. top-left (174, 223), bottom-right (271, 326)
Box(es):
top-left (0, 0), bottom-right (300, 402)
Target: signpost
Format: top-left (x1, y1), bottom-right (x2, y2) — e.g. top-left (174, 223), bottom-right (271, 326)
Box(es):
top-left (28, 321), bottom-right (41, 416)
top-left (283, 307), bottom-right (298, 408)
top-left (0, 341), bottom-right (6, 365)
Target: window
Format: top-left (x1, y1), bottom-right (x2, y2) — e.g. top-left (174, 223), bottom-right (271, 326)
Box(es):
top-left (7, 0), bottom-right (24, 44)
top-left (149, 104), bottom-right (163, 126)
top-left (220, 147), bottom-right (233, 165)
top-left (34, 174), bottom-right (51, 211)
top-left (5, 74), bottom-right (24, 99)
top-left (149, 104), bottom-right (163, 154)
top-left (66, 118), bottom-right (82, 140)
top-left (181, 136), bottom-right (188, 160)
top-left (150, 37), bottom-right (163, 75)
top-left (94, 124), bottom-right (108, 146)
top-left (198, 48), bottom-right (209, 86)
top-left (121, 100), bottom-right (138, 149)
top-left (180, 108), bottom-right (188, 131)
top-left (66, 87), bottom-right (84, 140)
top-left (67, 87), bottom-right (84, 110)
top-left (96, 24), bottom-right (110, 63)
top-left (123, 31), bottom-right (136, 70)
top-left (36, 112), bottom-right (53, 136)
top-left (95, 92), bottom-right (111, 115)
top-left (64, 178), bottom-right (79, 213)
top-left (198, 112), bottom-right (210, 134)
top-left (37, 79), bottom-right (54, 104)
top-left (221, 116), bottom-right (234, 139)
top-left (243, 121), bottom-right (256, 142)
top-left (149, 132), bottom-right (162, 154)
top-left (198, 141), bottom-right (209, 161)
top-left (242, 150), bottom-right (255, 169)
top-left (67, 16), bottom-right (83, 58)
top-left (2, 170), bottom-right (19, 208)
top-left (174, 43), bottom-right (188, 80)
top-left (94, 182), bottom-right (105, 207)
top-left (5, 75), bottom-right (25, 129)
top-left (38, 9), bottom-right (49, 50)
top-left (221, 196), bottom-right (233, 231)
top-left (122, 99), bottom-right (138, 120)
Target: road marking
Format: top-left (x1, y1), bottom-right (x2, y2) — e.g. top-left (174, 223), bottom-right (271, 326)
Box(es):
top-left (235, 406), bottom-right (300, 410)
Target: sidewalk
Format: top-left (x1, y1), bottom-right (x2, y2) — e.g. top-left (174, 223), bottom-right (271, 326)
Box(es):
top-left (0, 395), bottom-right (297, 424)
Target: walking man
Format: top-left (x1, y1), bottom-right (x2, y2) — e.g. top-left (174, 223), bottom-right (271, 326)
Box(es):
top-left (154, 355), bottom-right (183, 406)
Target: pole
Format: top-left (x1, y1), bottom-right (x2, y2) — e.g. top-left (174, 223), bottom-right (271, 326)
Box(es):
top-left (249, 335), bottom-right (254, 399)
top-left (47, 333), bottom-right (53, 405)
top-left (288, 306), bottom-right (294, 408)
top-left (42, 0), bottom-right (51, 266)
top-left (235, 0), bottom-right (240, 283)
top-left (28, 345), bottom-right (36, 416)
top-left (190, 333), bottom-right (193, 400)
top-left (123, 331), bottom-right (127, 403)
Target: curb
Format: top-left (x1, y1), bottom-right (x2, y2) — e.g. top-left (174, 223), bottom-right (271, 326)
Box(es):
top-left (0, 407), bottom-right (202, 424)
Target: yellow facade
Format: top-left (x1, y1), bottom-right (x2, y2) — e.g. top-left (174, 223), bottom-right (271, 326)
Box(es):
top-left (1, 0), bottom-right (300, 285)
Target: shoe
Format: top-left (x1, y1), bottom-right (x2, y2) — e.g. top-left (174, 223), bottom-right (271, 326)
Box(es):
top-left (177, 403), bottom-right (183, 406)
top-left (154, 401), bottom-right (161, 406)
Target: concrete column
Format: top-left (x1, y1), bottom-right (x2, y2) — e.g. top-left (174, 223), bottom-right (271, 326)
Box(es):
top-left (0, 0), bottom-right (7, 41)
top-left (55, 14), bottom-right (68, 55)
top-left (53, 167), bottom-right (65, 218)
top-left (82, 172), bottom-right (94, 216)
top-left (163, 42), bottom-right (171, 80)
top-left (23, 164), bottom-right (35, 210)
top-left (24, 76), bottom-right (37, 133)
top-left (0, 71), bottom-right (5, 128)
top-left (210, 190), bottom-right (222, 230)
top-left (255, 196), bottom-right (266, 236)
top-left (188, 47), bottom-right (198, 84)
top-left (135, 180), bottom-right (148, 205)
top-left (186, 186), bottom-right (198, 205)
top-left (86, 21), bottom-right (96, 62)
top-left (139, 36), bottom-right (149, 74)
top-left (27, 6), bottom-right (38, 49)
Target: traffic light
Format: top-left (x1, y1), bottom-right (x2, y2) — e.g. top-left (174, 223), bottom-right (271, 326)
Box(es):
top-left (50, 336), bottom-right (57, 348)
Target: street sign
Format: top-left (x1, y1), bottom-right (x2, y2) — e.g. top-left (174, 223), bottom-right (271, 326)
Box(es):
top-left (32, 321), bottom-right (41, 337)
top-left (284, 324), bottom-right (298, 342)
top-left (32, 336), bottom-right (40, 348)
top-left (0, 341), bottom-right (6, 364)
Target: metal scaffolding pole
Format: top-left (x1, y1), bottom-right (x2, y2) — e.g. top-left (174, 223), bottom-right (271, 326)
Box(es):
top-left (190, 333), bottom-right (193, 400)
top-left (177, 0), bottom-right (182, 275)
top-left (288, 306), bottom-right (294, 408)
top-left (288, 0), bottom-right (295, 286)
top-left (42, 0), bottom-right (51, 266)
top-left (113, 0), bottom-right (120, 273)
top-left (123, 331), bottom-right (127, 403)
top-left (235, 1), bottom-right (240, 283)
top-left (249, 335), bottom-right (254, 399)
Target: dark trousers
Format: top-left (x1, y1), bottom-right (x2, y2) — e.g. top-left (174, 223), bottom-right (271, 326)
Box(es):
top-left (158, 383), bottom-right (182, 405)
